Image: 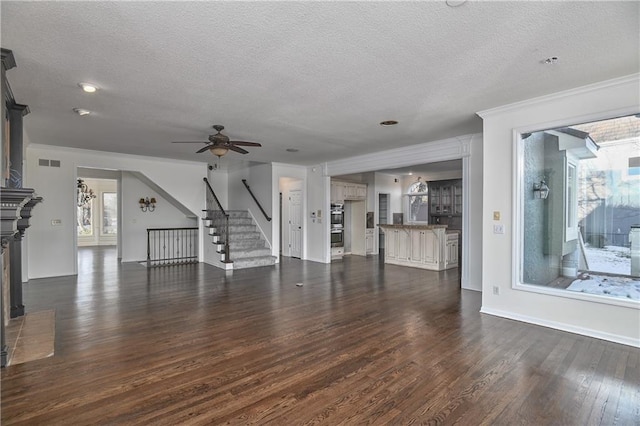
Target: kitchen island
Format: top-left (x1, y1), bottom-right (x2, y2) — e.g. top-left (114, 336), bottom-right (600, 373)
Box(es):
top-left (379, 224), bottom-right (459, 270)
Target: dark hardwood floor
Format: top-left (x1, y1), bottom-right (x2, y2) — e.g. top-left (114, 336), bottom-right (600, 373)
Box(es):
top-left (1, 247), bottom-right (639, 425)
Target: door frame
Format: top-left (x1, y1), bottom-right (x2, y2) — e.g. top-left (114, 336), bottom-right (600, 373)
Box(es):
top-left (278, 177), bottom-right (304, 258)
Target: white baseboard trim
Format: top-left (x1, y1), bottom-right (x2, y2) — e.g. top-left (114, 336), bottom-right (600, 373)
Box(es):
top-left (305, 256), bottom-right (330, 264)
top-left (480, 306), bottom-right (640, 348)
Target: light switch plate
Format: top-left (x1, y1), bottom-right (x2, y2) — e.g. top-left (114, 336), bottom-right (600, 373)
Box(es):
top-left (493, 211), bottom-right (500, 221)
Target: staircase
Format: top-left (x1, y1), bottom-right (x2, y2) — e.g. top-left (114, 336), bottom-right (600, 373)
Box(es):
top-left (207, 210), bottom-right (276, 269)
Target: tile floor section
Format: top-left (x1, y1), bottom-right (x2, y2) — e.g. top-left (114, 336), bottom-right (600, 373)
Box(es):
top-left (6, 310), bottom-right (55, 365)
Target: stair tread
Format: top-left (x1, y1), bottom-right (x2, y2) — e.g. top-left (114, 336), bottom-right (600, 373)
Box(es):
top-left (207, 209), bottom-right (272, 270)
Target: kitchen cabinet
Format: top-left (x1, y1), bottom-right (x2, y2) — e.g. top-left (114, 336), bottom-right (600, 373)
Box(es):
top-left (380, 225), bottom-right (458, 271)
top-left (397, 229), bottom-right (410, 261)
top-left (386, 229), bottom-right (397, 259)
top-left (453, 181), bottom-right (462, 215)
top-left (331, 182), bottom-right (345, 204)
top-left (385, 228), bottom-right (410, 261)
top-left (445, 232), bottom-right (459, 268)
top-left (410, 229), bottom-right (438, 267)
top-left (331, 246), bottom-right (344, 259)
top-left (331, 181), bottom-right (367, 202)
top-left (365, 229), bottom-right (374, 254)
top-left (429, 179), bottom-right (462, 217)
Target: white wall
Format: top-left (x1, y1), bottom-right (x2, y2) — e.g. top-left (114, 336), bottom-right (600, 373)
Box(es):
top-left (227, 163), bottom-right (276, 252)
top-left (478, 74), bottom-right (640, 347)
top-left (373, 172), bottom-right (403, 253)
top-left (467, 135), bottom-right (483, 293)
top-left (306, 165), bottom-right (330, 263)
top-left (120, 172), bottom-right (197, 262)
top-left (271, 163), bottom-right (307, 261)
top-left (227, 166), bottom-right (251, 212)
top-left (25, 144), bottom-right (207, 278)
top-left (250, 163), bottom-right (274, 244)
top-left (279, 177), bottom-right (303, 257)
top-left (207, 167), bottom-right (228, 208)
top-left (400, 170), bottom-right (462, 189)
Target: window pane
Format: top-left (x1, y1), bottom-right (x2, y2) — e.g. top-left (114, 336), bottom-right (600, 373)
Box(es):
top-left (408, 178), bottom-right (428, 222)
top-left (102, 192), bottom-right (117, 235)
top-left (520, 114), bottom-right (640, 302)
top-left (77, 202), bottom-right (93, 236)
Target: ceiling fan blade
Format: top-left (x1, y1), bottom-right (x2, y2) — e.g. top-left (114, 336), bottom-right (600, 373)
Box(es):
top-left (227, 145), bottom-right (249, 154)
top-left (229, 140), bottom-right (262, 147)
top-left (196, 145), bottom-right (212, 154)
top-left (172, 141), bottom-right (208, 144)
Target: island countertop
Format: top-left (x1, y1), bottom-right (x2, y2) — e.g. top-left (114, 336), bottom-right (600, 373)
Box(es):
top-left (378, 224), bottom-right (459, 271)
top-left (378, 224), bottom-right (448, 230)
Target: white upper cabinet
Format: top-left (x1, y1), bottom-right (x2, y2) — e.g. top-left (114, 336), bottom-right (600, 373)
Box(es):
top-left (331, 181), bottom-right (367, 202)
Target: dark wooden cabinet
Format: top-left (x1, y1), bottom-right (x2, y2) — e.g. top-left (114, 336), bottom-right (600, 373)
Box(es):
top-left (429, 179), bottom-right (462, 217)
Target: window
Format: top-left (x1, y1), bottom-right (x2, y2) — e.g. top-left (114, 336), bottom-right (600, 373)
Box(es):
top-left (566, 161), bottom-right (578, 241)
top-left (102, 192), bottom-right (117, 235)
top-left (517, 114), bottom-right (640, 304)
top-left (77, 201), bottom-right (93, 236)
top-left (407, 178), bottom-right (428, 222)
top-left (629, 156), bottom-right (640, 176)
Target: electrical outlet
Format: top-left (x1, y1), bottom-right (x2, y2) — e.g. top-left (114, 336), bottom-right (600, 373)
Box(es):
top-left (493, 224), bottom-right (505, 234)
top-left (492, 286), bottom-right (500, 295)
top-left (51, 219), bottom-right (62, 226)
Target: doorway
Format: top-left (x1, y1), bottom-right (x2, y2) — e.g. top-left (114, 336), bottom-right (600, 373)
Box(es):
top-left (378, 193), bottom-right (389, 256)
top-left (77, 178), bottom-right (118, 247)
top-left (289, 189), bottom-right (302, 258)
top-left (76, 168), bottom-right (121, 270)
top-left (279, 177), bottom-right (303, 258)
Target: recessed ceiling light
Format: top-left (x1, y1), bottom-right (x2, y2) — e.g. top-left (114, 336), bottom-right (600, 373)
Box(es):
top-left (446, 0), bottom-right (467, 7)
top-left (73, 108), bottom-right (91, 116)
top-left (542, 56), bottom-right (559, 65)
top-left (286, 148), bottom-right (299, 152)
top-left (78, 83), bottom-right (98, 93)
top-left (380, 120), bottom-right (398, 126)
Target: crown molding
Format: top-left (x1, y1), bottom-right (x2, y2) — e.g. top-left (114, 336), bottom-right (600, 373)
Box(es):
top-left (477, 74), bottom-right (640, 119)
top-left (326, 133), bottom-right (476, 177)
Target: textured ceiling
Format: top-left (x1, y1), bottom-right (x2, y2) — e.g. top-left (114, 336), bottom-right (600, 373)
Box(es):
top-left (1, 1), bottom-right (638, 168)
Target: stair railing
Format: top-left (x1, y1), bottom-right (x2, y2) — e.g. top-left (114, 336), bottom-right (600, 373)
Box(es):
top-left (241, 179), bottom-right (272, 222)
top-left (203, 177), bottom-right (231, 263)
top-left (146, 227), bottom-right (198, 266)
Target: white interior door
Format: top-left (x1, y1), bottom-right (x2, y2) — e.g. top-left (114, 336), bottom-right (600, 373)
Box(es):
top-left (289, 189), bottom-right (302, 258)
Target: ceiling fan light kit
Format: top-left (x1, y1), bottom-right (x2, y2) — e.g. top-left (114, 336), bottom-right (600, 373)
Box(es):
top-left (209, 146), bottom-right (229, 157)
top-left (172, 124), bottom-right (262, 158)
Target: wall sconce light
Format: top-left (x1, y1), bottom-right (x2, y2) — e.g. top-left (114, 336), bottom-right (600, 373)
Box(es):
top-left (533, 180), bottom-right (550, 199)
top-left (139, 197), bottom-right (156, 212)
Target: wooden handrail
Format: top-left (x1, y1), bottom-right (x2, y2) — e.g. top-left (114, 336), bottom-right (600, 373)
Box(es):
top-left (203, 177), bottom-right (231, 264)
top-left (242, 179), bottom-right (272, 222)
top-left (203, 177), bottom-right (226, 216)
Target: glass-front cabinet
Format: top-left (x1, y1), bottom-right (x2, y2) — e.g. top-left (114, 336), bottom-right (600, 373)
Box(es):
top-left (454, 181), bottom-right (462, 215)
top-left (430, 187), bottom-right (441, 215)
top-left (430, 179), bottom-right (461, 217)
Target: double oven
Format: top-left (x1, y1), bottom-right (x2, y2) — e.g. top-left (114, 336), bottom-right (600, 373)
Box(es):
top-left (330, 203), bottom-right (344, 247)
